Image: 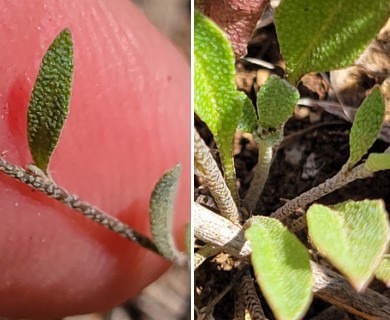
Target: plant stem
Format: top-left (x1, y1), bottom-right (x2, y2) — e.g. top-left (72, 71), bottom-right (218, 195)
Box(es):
top-left (0, 157), bottom-right (159, 255)
top-left (194, 202), bottom-right (251, 256)
top-left (243, 139), bottom-right (273, 213)
top-left (194, 129), bottom-right (241, 224)
top-left (271, 163), bottom-right (372, 221)
top-left (194, 204), bottom-right (390, 319)
top-left (234, 271), bottom-right (267, 320)
top-left (220, 150), bottom-right (241, 207)
top-left (287, 214), bottom-right (308, 233)
top-left (194, 243), bottom-right (220, 270)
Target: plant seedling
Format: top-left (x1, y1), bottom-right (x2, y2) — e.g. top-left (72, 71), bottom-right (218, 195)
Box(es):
top-left (194, 1), bottom-right (390, 318)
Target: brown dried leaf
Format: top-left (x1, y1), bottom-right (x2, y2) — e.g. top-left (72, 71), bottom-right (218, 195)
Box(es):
top-left (195, 0), bottom-right (270, 57)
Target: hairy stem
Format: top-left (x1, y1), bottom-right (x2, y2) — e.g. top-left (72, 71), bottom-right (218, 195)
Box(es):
top-left (194, 204), bottom-right (390, 319)
top-left (220, 151), bottom-right (241, 208)
top-left (243, 140), bottom-right (273, 214)
top-left (235, 271), bottom-right (267, 320)
top-left (0, 157), bottom-right (159, 255)
top-left (287, 214), bottom-right (308, 233)
top-left (271, 164), bottom-right (372, 221)
top-left (194, 129), bottom-right (241, 224)
top-left (194, 202), bottom-right (251, 256)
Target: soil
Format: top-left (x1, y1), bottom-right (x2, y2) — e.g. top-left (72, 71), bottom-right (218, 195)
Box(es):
top-left (195, 16), bottom-right (390, 320)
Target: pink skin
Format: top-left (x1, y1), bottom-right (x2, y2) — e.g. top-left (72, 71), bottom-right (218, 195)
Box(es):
top-left (0, 0), bottom-right (190, 318)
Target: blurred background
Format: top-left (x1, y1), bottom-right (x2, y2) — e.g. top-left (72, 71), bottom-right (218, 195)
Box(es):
top-left (133, 0), bottom-right (191, 60)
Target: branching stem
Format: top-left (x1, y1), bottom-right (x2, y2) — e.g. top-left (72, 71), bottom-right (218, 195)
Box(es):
top-left (0, 157), bottom-right (159, 255)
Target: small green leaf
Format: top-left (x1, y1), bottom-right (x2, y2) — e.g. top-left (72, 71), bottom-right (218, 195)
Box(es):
top-left (275, 0), bottom-right (388, 84)
top-left (238, 93), bottom-right (258, 133)
top-left (245, 216), bottom-right (312, 320)
top-left (365, 153), bottom-right (390, 172)
top-left (348, 87), bottom-right (385, 168)
top-left (195, 11), bottom-right (243, 200)
top-left (27, 29), bottom-right (74, 172)
top-left (375, 255), bottom-right (390, 287)
top-left (149, 163), bottom-right (185, 264)
top-left (257, 76), bottom-right (299, 130)
top-left (307, 200), bottom-right (390, 291)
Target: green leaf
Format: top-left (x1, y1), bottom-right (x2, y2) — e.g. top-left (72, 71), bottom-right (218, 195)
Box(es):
top-left (238, 93), bottom-right (258, 133)
top-left (348, 87), bottom-right (385, 168)
top-left (194, 11), bottom-right (243, 199)
top-left (149, 163), bottom-right (185, 264)
top-left (245, 216), bottom-right (312, 320)
top-left (275, 0), bottom-right (388, 84)
top-left (375, 255), bottom-right (390, 287)
top-left (257, 76), bottom-right (299, 130)
top-left (307, 200), bottom-right (390, 291)
top-left (365, 153), bottom-right (390, 172)
top-left (27, 29), bottom-right (74, 172)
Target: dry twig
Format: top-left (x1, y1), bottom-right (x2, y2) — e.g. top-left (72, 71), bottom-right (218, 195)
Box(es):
top-left (194, 203), bottom-right (390, 320)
